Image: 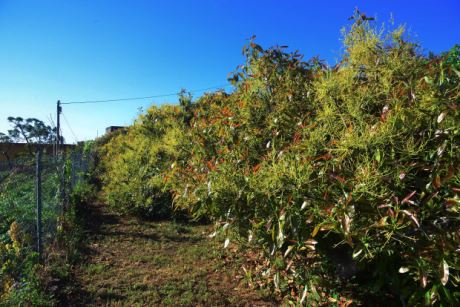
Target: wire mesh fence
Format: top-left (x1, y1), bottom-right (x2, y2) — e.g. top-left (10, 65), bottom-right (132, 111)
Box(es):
top-left (0, 145), bottom-right (92, 258)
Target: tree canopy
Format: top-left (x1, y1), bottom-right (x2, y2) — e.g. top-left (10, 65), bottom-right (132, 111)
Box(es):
top-left (1, 117), bottom-right (62, 145)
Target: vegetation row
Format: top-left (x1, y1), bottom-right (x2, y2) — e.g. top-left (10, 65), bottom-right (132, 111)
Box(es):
top-left (96, 16), bottom-right (459, 305)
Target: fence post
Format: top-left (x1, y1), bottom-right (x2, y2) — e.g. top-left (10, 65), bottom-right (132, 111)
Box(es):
top-left (35, 149), bottom-right (43, 262)
top-left (71, 151), bottom-right (76, 188)
top-left (60, 151), bottom-right (68, 214)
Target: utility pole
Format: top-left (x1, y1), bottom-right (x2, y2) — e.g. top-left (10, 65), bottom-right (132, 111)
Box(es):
top-left (56, 100), bottom-right (62, 155)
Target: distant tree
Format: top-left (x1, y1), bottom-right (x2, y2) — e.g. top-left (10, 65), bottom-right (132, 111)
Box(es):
top-left (7, 117), bottom-right (61, 144)
top-left (0, 132), bottom-right (11, 143)
top-left (0, 132), bottom-right (13, 168)
top-left (1, 116), bottom-right (63, 156)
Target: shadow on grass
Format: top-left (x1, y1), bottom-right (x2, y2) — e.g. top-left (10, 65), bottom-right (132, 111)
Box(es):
top-left (162, 233), bottom-right (202, 243)
top-left (99, 230), bottom-right (160, 241)
top-left (60, 201), bottom-right (121, 306)
top-left (97, 291), bottom-right (127, 302)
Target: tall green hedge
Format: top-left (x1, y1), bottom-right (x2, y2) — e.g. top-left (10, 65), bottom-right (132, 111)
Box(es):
top-left (99, 105), bottom-right (186, 218)
top-left (98, 17), bottom-right (459, 305)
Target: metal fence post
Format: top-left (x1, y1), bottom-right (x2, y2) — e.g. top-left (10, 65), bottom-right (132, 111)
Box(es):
top-left (35, 149), bottom-right (43, 261)
top-left (61, 151), bottom-right (68, 214)
top-left (58, 154), bottom-right (64, 215)
top-left (71, 151), bottom-right (76, 188)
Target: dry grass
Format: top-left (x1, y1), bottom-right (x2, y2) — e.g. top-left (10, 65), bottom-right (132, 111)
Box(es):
top-left (67, 202), bottom-right (274, 306)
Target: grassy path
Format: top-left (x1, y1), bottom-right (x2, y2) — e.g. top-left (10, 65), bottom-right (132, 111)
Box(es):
top-left (67, 202), bottom-right (274, 306)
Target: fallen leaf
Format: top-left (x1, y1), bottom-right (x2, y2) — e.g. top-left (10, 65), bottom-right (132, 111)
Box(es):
top-left (433, 175), bottom-right (441, 189)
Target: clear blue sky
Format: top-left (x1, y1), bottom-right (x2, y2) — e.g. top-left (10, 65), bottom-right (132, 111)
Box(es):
top-left (0, 1), bottom-right (459, 142)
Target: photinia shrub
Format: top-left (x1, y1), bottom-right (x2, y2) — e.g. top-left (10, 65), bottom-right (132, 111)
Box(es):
top-left (98, 14), bottom-right (460, 305)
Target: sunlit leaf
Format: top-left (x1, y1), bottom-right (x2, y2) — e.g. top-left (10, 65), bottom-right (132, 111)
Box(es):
top-left (441, 260), bottom-right (449, 286)
top-left (248, 231), bottom-right (253, 243)
top-left (352, 249), bottom-right (363, 259)
top-left (401, 191), bottom-right (416, 204)
top-left (452, 67), bottom-right (460, 78)
top-left (311, 225), bottom-right (320, 238)
top-left (301, 201), bottom-right (308, 210)
top-left (437, 111), bottom-right (447, 124)
top-left (284, 245), bottom-right (294, 257)
top-left (421, 273), bottom-right (428, 288)
top-left (299, 285), bottom-right (308, 305)
top-left (399, 267), bottom-right (410, 273)
top-left (274, 272), bottom-right (280, 290)
top-left (342, 214), bottom-right (351, 234)
top-left (401, 210), bottom-right (420, 227)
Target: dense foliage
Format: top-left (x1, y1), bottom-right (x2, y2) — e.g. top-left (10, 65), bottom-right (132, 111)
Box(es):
top-left (98, 16), bottom-right (459, 305)
top-left (98, 105), bottom-right (186, 218)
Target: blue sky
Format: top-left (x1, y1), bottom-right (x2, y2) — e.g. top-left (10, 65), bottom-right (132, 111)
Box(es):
top-left (0, 0), bottom-right (459, 142)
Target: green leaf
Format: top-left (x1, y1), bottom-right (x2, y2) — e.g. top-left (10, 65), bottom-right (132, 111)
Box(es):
top-left (375, 149), bottom-right (381, 163)
top-left (453, 68), bottom-right (460, 78)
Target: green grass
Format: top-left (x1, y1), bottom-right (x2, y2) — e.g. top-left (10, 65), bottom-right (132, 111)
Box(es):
top-left (0, 165), bottom-right (60, 241)
top-left (0, 163), bottom-right (63, 304)
top-left (85, 263), bottom-right (107, 275)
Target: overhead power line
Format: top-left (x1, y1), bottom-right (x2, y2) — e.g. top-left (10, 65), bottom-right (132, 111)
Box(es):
top-left (48, 114), bottom-right (56, 129)
top-left (62, 84), bottom-right (232, 105)
top-left (61, 111), bottom-right (79, 143)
